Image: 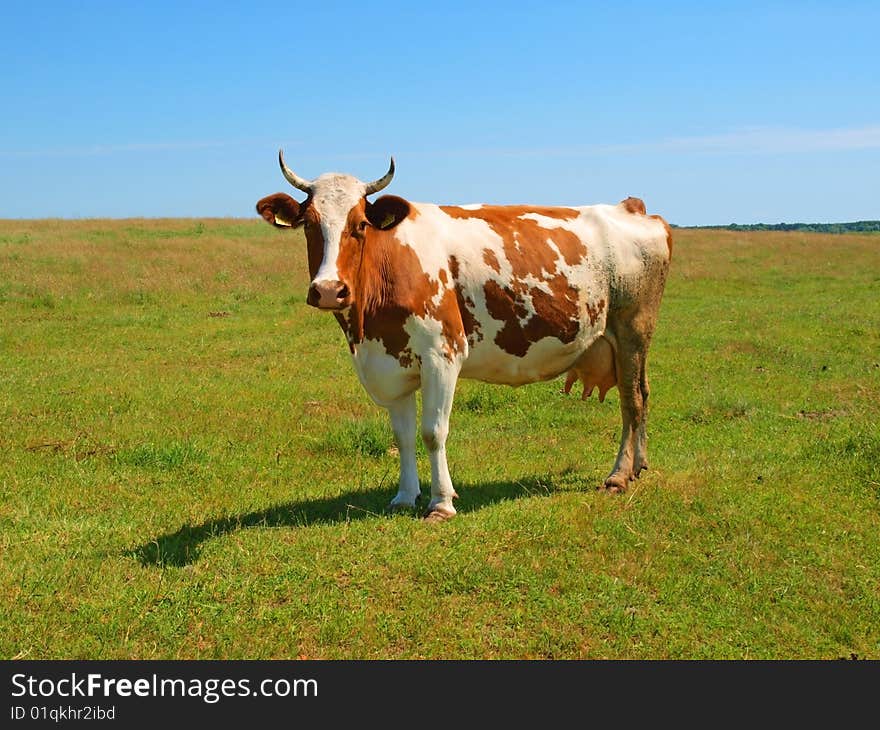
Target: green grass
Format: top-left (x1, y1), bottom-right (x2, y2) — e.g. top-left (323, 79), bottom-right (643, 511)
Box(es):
top-left (1, 219), bottom-right (879, 659)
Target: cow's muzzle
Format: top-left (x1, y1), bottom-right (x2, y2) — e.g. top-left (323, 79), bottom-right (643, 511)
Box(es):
top-left (307, 280), bottom-right (352, 310)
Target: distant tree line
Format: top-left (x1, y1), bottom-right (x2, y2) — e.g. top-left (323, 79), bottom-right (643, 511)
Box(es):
top-left (673, 221), bottom-right (880, 233)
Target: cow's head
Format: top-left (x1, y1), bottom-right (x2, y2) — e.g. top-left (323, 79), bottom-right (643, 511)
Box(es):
top-left (256, 151), bottom-right (409, 311)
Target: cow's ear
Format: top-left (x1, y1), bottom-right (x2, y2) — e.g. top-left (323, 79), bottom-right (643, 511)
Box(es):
top-left (366, 195), bottom-right (411, 231)
top-left (256, 193), bottom-right (304, 228)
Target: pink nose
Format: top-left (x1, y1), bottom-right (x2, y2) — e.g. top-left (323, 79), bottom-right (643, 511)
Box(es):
top-left (307, 280), bottom-right (351, 309)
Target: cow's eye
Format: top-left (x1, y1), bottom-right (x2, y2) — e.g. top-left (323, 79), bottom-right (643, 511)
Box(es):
top-left (358, 220), bottom-right (369, 231)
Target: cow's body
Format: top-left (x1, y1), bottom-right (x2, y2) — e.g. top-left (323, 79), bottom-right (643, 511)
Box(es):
top-left (257, 155), bottom-right (671, 520)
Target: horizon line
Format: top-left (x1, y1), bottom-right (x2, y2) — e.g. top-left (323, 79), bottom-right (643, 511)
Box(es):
top-left (2, 215), bottom-right (879, 229)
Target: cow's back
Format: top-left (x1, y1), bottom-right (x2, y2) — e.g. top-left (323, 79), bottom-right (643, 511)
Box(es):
top-left (394, 200), bottom-right (670, 386)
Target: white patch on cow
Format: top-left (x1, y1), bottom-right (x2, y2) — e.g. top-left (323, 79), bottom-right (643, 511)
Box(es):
top-left (395, 204), bottom-right (502, 283)
top-left (405, 311), bottom-right (468, 365)
top-left (517, 212), bottom-right (570, 226)
top-left (458, 203), bottom-right (483, 210)
top-left (521, 273), bottom-right (550, 295)
top-left (349, 337), bottom-right (419, 407)
top-left (420, 354), bottom-right (461, 516)
top-left (462, 334), bottom-right (585, 385)
top-left (544, 236), bottom-right (563, 263)
top-left (387, 393), bottom-right (419, 507)
top-left (309, 173), bottom-right (366, 284)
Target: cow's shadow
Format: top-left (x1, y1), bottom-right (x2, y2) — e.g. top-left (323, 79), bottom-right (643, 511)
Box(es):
top-left (129, 472), bottom-right (576, 568)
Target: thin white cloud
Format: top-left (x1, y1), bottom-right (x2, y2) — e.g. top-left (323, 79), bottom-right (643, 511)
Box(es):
top-left (414, 124), bottom-right (880, 159)
top-left (4, 125), bottom-right (879, 161)
top-left (621, 125), bottom-right (880, 155)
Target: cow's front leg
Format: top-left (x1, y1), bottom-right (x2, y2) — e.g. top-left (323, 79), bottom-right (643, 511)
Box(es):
top-left (387, 392), bottom-right (420, 510)
top-left (420, 357), bottom-right (460, 521)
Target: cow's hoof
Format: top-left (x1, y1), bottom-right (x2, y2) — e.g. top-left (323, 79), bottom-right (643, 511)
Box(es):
top-left (387, 495), bottom-right (421, 515)
top-left (602, 474), bottom-right (629, 493)
top-left (423, 501), bottom-right (456, 522)
top-left (423, 508), bottom-right (455, 523)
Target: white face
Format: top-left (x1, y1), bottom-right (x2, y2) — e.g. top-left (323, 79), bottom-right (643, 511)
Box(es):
top-left (308, 173), bottom-right (367, 285)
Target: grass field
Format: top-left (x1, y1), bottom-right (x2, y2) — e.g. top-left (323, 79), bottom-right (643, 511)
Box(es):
top-left (1, 218), bottom-right (878, 659)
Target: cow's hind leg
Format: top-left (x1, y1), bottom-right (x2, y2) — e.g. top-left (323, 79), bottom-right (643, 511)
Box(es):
top-left (604, 318), bottom-right (653, 492)
top-left (420, 356), bottom-right (461, 521)
top-left (387, 392), bottom-right (421, 510)
top-left (634, 360), bottom-right (650, 476)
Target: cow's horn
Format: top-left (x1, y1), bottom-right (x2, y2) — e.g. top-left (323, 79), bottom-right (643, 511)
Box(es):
top-left (278, 149), bottom-right (313, 193)
top-left (364, 157), bottom-right (395, 195)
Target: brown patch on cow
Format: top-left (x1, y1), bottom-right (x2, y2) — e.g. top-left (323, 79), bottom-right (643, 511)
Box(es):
top-left (651, 214), bottom-right (674, 259)
top-left (483, 280), bottom-right (530, 357)
top-left (564, 336), bottom-right (617, 401)
top-left (458, 291), bottom-right (483, 346)
top-left (435, 288), bottom-right (467, 359)
top-left (481, 276), bottom-right (580, 357)
top-left (483, 249), bottom-right (501, 273)
top-left (362, 271), bottom-right (436, 363)
top-left (302, 204), bottom-right (324, 280)
top-left (620, 196), bottom-right (646, 215)
top-left (482, 280), bottom-right (518, 322)
top-left (585, 298), bottom-right (606, 327)
top-left (440, 206), bottom-right (586, 273)
top-left (448, 255), bottom-right (483, 346)
top-left (524, 277), bottom-right (580, 343)
top-left (325, 198), bottom-right (468, 364)
top-left (442, 205), bottom-right (587, 356)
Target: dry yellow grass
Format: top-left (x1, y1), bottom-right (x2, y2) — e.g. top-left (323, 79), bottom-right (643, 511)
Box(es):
top-left (0, 218), bottom-right (305, 305)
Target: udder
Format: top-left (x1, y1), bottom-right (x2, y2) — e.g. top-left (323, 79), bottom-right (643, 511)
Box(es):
top-left (563, 335), bottom-right (617, 401)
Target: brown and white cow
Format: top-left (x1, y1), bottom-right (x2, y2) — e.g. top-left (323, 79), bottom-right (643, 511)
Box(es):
top-left (257, 152), bottom-right (672, 520)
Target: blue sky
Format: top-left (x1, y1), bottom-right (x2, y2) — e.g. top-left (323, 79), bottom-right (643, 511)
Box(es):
top-left (2, 1), bottom-right (878, 224)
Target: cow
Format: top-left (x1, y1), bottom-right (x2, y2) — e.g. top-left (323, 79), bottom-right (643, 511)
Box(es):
top-left (256, 152), bottom-right (672, 521)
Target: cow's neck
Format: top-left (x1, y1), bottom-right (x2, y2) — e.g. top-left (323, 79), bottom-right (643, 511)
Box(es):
top-left (335, 227), bottom-right (404, 348)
